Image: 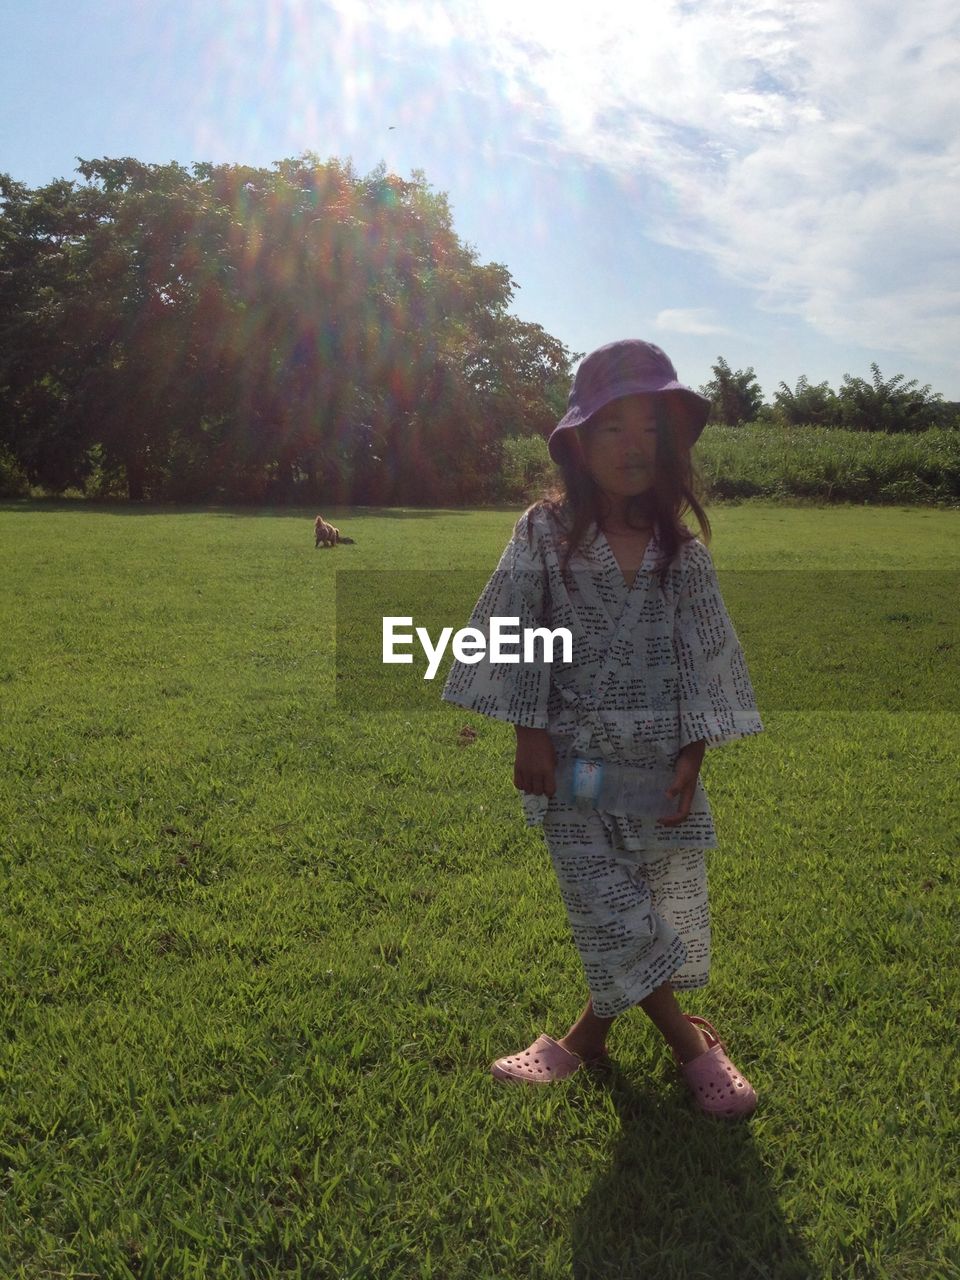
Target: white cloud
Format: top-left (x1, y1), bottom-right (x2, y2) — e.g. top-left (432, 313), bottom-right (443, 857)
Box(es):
top-left (341, 0), bottom-right (960, 369)
top-left (655, 309), bottom-right (734, 337)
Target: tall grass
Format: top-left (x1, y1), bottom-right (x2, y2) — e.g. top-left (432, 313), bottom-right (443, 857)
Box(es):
top-left (695, 424), bottom-right (960, 505)
top-left (498, 425), bottom-right (960, 506)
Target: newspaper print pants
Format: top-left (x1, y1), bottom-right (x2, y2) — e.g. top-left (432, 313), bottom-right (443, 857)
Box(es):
top-left (542, 802), bottom-right (711, 1019)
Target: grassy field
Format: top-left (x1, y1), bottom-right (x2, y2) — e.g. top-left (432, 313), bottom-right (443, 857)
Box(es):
top-left (1, 499), bottom-right (958, 1279)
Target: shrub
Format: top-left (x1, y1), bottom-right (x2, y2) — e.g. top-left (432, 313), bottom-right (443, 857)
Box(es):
top-left (0, 446), bottom-right (29, 497)
top-left (498, 434), bottom-right (554, 503)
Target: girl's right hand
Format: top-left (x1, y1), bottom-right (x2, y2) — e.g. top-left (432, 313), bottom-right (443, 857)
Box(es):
top-left (513, 725), bottom-right (556, 797)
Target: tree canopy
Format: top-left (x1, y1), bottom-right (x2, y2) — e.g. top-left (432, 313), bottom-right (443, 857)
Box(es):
top-left (0, 155), bottom-right (574, 502)
top-left (704, 358), bottom-right (951, 431)
top-left (773, 376), bottom-right (840, 428)
top-left (699, 357), bottom-right (764, 425)
top-left (835, 364), bottom-right (944, 432)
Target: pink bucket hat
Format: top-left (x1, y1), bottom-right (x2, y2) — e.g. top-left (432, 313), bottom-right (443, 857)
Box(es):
top-left (548, 339), bottom-right (711, 463)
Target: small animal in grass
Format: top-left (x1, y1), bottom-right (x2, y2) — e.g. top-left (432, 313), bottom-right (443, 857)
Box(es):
top-left (314, 515), bottom-right (355, 547)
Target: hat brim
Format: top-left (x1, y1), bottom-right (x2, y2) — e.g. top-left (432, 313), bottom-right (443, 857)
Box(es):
top-left (548, 387), bottom-right (710, 463)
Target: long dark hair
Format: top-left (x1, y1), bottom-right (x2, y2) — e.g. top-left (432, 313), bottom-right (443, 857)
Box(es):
top-left (526, 400), bottom-right (711, 590)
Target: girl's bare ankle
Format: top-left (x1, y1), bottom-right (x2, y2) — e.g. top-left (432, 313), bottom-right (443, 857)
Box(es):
top-left (674, 1025), bottom-right (710, 1064)
top-left (558, 1033), bottom-right (607, 1060)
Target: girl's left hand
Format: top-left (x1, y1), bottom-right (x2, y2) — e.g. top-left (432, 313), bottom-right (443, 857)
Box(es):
top-left (657, 740), bottom-right (706, 826)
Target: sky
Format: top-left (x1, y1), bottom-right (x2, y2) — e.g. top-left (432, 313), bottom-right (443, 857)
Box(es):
top-left (3, 0), bottom-right (959, 400)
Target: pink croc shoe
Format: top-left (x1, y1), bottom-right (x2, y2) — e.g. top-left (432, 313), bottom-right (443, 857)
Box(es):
top-left (491, 1034), bottom-right (606, 1084)
top-left (673, 1015), bottom-right (758, 1119)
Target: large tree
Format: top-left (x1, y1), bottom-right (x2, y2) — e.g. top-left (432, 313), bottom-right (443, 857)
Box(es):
top-left (0, 155), bottom-right (574, 503)
top-left (837, 363), bottom-right (943, 432)
top-left (699, 357), bottom-right (764, 425)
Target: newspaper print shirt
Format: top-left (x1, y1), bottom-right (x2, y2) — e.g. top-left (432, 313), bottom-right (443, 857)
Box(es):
top-left (441, 504), bottom-right (763, 849)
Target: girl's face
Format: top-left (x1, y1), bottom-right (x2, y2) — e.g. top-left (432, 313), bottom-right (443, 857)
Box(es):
top-left (578, 394), bottom-right (659, 500)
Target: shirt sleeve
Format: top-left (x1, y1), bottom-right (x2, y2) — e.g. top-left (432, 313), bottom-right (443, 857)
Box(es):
top-left (673, 541), bottom-right (764, 749)
top-left (440, 510), bottom-right (552, 728)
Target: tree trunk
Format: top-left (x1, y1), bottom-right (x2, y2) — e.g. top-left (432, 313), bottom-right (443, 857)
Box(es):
top-left (126, 454), bottom-right (146, 501)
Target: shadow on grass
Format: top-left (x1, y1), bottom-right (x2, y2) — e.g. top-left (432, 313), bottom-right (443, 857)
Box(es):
top-left (570, 1061), bottom-right (817, 1280)
top-left (0, 499), bottom-right (476, 519)
top-left (207, 505), bottom-right (479, 521)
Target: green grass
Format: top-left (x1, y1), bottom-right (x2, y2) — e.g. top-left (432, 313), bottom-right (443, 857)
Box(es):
top-left (495, 425), bottom-right (960, 507)
top-left (1, 500), bottom-right (958, 1279)
top-left (695, 424), bottom-right (960, 505)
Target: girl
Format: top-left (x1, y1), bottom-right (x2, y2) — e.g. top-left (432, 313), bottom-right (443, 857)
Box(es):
top-left (442, 339), bottom-right (763, 1118)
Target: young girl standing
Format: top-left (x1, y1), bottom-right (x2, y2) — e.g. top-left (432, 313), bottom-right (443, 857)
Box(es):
top-left (442, 339), bottom-right (764, 1119)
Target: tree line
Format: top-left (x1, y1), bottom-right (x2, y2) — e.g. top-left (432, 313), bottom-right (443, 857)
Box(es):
top-left (1, 156), bottom-right (955, 505)
top-left (0, 156), bottom-right (573, 503)
top-left (700, 357), bottom-right (957, 431)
